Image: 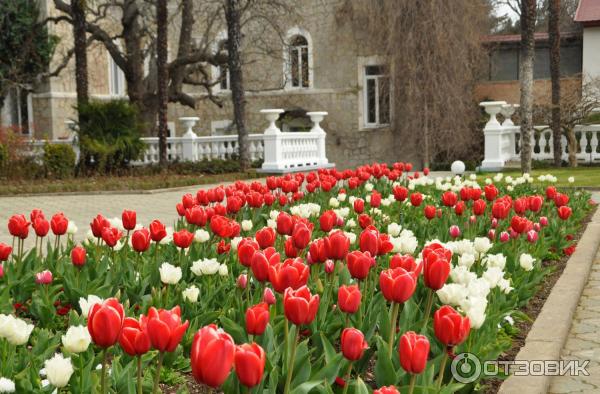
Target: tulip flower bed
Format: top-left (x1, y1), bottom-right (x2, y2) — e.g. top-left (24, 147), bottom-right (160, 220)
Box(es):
top-left (0, 163), bottom-right (594, 394)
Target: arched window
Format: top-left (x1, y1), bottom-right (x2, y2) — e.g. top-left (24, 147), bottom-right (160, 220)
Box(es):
top-left (284, 28), bottom-right (312, 89)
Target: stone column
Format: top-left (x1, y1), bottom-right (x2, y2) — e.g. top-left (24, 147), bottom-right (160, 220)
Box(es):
top-left (260, 109), bottom-right (285, 172)
top-left (307, 111), bottom-right (328, 166)
top-left (180, 117), bottom-right (199, 161)
top-left (501, 104), bottom-right (520, 161)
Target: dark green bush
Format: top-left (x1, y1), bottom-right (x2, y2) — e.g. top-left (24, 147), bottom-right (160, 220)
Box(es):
top-left (0, 143), bottom-right (8, 172)
top-left (76, 100), bottom-right (146, 174)
top-left (43, 143), bottom-right (76, 178)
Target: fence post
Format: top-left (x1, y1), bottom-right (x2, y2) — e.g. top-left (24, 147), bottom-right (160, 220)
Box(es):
top-left (180, 117), bottom-right (199, 161)
top-left (480, 101), bottom-right (508, 171)
top-left (260, 109), bottom-right (285, 172)
top-left (307, 111), bottom-right (329, 166)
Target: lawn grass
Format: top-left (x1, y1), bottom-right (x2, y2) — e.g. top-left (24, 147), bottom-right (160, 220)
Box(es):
top-left (0, 171), bottom-right (262, 196)
top-left (490, 167), bottom-right (600, 188)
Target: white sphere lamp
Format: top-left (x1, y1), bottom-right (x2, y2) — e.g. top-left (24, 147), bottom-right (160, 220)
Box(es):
top-left (451, 160), bottom-right (466, 176)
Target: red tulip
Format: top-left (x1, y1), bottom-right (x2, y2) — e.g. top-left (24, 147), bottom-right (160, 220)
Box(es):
top-left (33, 217), bottom-right (50, 237)
top-left (558, 206), bottom-right (572, 220)
top-left (119, 317), bottom-right (151, 356)
top-left (291, 222), bottom-right (312, 250)
top-left (472, 199), bottom-right (486, 216)
top-left (276, 212), bottom-right (294, 236)
top-left (237, 238), bottom-right (259, 267)
top-left (234, 343), bottom-right (266, 388)
top-left (245, 303), bottom-right (270, 336)
top-left (409, 193), bottom-right (423, 207)
top-left (251, 247), bottom-right (280, 282)
top-left (353, 198), bottom-right (365, 213)
top-left (510, 215), bottom-right (532, 234)
top-left (0, 243), bottom-right (12, 261)
top-left (149, 220), bottom-right (167, 242)
top-left (319, 210), bottom-right (337, 232)
top-left (528, 195), bottom-right (543, 212)
top-left (284, 237), bottom-right (299, 258)
top-left (370, 190), bottom-right (382, 207)
top-left (173, 229), bottom-right (194, 249)
top-left (237, 274), bottom-right (248, 289)
top-left (422, 244), bottom-right (451, 291)
top-left (358, 214), bottom-right (373, 229)
top-left (90, 214), bottom-right (110, 238)
top-left (190, 324), bottom-right (235, 388)
top-left (374, 386), bottom-right (400, 394)
top-left (398, 331), bottom-right (429, 374)
top-left (255, 227), bottom-right (276, 249)
top-left (346, 250), bottom-right (374, 280)
top-left (71, 245), bottom-right (86, 267)
top-left (88, 298), bottom-right (125, 348)
top-left (546, 186), bottom-right (557, 200)
top-left (263, 287), bottom-right (276, 305)
top-left (359, 227), bottom-right (379, 256)
top-left (454, 201), bottom-right (466, 216)
top-left (341, 328), bottom-right (368, 361)
top-left (131, 228), bottom-right (151, 252)
top-left (484, 184), bottom-right (498, 201)
top-left (283, 286), bottom-right (319, 325)
top-left (145, 306), bottom-right (189, 352)
top-left (0, 264), bottom-right (3, 278)
top-left (433, 305), bottom-right (470, 347)
top-left (308, 239), bottom-right (328, 264)
top-left (30, 209), bottom-right (45, 222)
top-left (389, 254), bottom-right (421, 275)
top-left (122, 209), bottom-right (137, 231)
top-left (441, 191), bottom-right (458, 207)
top-left (8, 214), bottom-right (30, 239)
top-left (514, 197), bottom-right (528, 215)
top-left (338, 284), bottom-right (361, 314)
top-left (101, 227), bottom-right (122, 248)
top-left (424, 205), bottom-right (436, 220)
top-left (35, 270), bottom-right (53, 284)
top-left (393, 186), bottom-right (408, 202)
top-left (324, 231), bottom-right (350, 260)
top-left (268, 258), bottom-right (309, 293)
top-left (185, 206), bottom-right (207, 227)
top-left (379, 268), bottom-right (417, 303)
top-left (491, 197), bottom-right (511, 219)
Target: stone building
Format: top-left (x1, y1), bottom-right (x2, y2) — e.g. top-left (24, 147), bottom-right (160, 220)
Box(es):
top-left (1, 0), bottom-right (399, 169)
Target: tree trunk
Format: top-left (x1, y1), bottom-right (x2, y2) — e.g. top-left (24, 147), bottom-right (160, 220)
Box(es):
top-left (156, 0), bottom-right (169, 166)
top-left (549, 0), bottom-right (562, 167)
top-left (519, 0), bottom-right (536, 174)
top-left (72, 0), bottom-right (88, 106)
top-left (566, 128), bottom-right (578, 167)
top-left (225, 0), bottom-right (250, 171)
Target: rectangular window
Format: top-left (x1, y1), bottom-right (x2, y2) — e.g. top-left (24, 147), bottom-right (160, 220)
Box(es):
top-left (108, 53), bottom-right (126, 96)
top-left (364, 65), bottom-right (390, 127)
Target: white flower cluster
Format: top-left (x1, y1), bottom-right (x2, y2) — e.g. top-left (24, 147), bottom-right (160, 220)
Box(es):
top-left (0, 314), bottom-right (34, 345)
top-left (290, 203), bottom-right (321, 218)
top-left (159, 262), bottom-right (182, 284)
top-left (390, 229), bottom-right (418, 254)
top-left (191, 258), bottom-right (228, 276)
top-left (0, 377), bottom-right (15, 393)
top-left (62, 325), bottom-right (91, 353)
top-left (537, 174), bottom-right (558, 183)
top-left (43, 353), bottom-right (74, 388)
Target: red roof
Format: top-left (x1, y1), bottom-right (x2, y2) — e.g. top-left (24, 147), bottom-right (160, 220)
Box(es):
top-left (481, 31), bottom-right (581, 44)
top-left (575, 0), bottom-right (600, 23)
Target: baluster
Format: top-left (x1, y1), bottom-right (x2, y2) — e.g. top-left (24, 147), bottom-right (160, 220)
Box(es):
top-left (591, 131), bottom-right (599, 162)
top-left (226, 141), bottom-right (234, 159)
top-left (546, 133), bottom-right (553, 159)
top-left (561, 135), bottom-right (568, 160)
top-left (249, 141), bottom-right (257, 161)
top-left (579, 131), bottom-right (587, 160)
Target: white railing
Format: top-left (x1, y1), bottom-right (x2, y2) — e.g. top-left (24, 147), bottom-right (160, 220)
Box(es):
top-left (479, 101), bottom-right (600, 170)
top-left (24, 111), bottom-right (334, 173)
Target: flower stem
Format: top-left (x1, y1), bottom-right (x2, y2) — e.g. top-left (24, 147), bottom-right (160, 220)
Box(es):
top-left (388, 302), bottom-right (400, 356)
top-left (153, 352), bottom-right (165, 394)
top-left (436, 350), bottom-right (450, 389)
top-left (421, 289), bottom-right (434, 332)
top-left (100, 348), bottom-right (109, 394)
top-left (283, 328), bottom-right (299, 394)
top-left (79, 354), bottom-right (84, 392)
top-left (137, 356), bottom-right (143, 394)
top-left (341, 362), bottom-right (353, 394)
top-left (408, 374), bottom-right (417, 394)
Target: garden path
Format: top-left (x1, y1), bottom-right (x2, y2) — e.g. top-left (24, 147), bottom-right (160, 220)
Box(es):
top-left (548, 191), bottom-right (600, 394)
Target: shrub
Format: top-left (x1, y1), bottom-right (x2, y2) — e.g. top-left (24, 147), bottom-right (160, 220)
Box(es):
top-left (43, 143), bottom-right (76, 179)
top-left (76, 100), bottom-right (146, 174)
top-left (0, 143), bottom-right (8, 172)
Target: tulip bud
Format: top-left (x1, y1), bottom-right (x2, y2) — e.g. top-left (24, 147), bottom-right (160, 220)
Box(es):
top-left (533, 223), bottom-right (541, 232)
top-left (35, 270), bottom-right (53, 285)
top-left (469, 215), bottom-right (476, 224)
top-left (325, 260), bottom-right (335, 274)
top-left (527, 230), bottom-right (538, 243)
top-left (488, 229), bottom-right (496, 240)
top-left (510, 229), bottom-right (519, 239)
top-left (0, 264), bottom-right (3, 278)
top-left (499, 231), bottom-right (509, 242)
top-left (71, 246), bottom-right (86, 267)
top-left (491, 218), bottom-right (498, 228)
top-left (449, 225), bottom-right (461, 239)
top-left (540, 216), bottom-right (549, 227)
top-left (341, 328), bottom-right (368, 361)
top-left (237, 274), bottom-right (248, 289)
top-left (263, 287), bottom-right (276, 305)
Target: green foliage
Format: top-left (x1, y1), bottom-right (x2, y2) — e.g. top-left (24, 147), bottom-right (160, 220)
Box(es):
top-left (0, 143), bottom-right (8, 171)
top-left (0, 0), bottom-right (57, 95)
top-left (43, 143), bottom-right (76, 179)
top-left (76, 100), bottom-right (146, 173)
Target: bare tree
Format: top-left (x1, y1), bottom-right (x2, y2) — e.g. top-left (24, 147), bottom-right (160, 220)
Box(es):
top-left (343, 0), bottom-right (488, 167)
top-left (71, 0), bottom-right (88, 105)
top-left (548, 0), bottom-right (561, 166)
top-left (519, 0), bottom-right (536, 173)
top-left (224, 0), bottom-right (249, 170)
top-left (156, 0), bottom-right (168, 165)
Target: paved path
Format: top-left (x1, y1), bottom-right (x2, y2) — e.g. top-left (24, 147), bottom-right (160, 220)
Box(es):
top-left (548, 192), bottom-right (600, 393)
top-left (0, 184), bottom-right (221, 246)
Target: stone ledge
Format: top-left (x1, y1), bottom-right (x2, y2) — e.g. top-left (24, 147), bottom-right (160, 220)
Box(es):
top-left (498, 207), bottom-right (600, 394)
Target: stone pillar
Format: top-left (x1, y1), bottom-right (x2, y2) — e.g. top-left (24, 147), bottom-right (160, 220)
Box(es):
top-left (180, 117), bottom-right (199, 161)
top-left (480, 101), bottom-right (508, 171)
top-left (307, 111), bottom-right (328, 166)
top-left (260, 109), bottom-right (285, 172)
top-left (501, 104), bottom-right (519, 161)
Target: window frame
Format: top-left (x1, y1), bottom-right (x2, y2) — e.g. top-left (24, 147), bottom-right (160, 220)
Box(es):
top-left (363, 65), bottom-right (390, 128)
top-left (283, 27), bottom-right (313, 90)
top-left (107, 49), bottom-right (126, 97)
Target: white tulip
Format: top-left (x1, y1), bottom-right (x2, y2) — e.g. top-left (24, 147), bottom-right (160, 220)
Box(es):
top-left (241, 220), bottom-right (253, 232)
top-left (159, 262), bottom-right (182, 284)
top-left (78, 295), bottom-right (103, 318)
top-left (191, 258), bottom-right (220, 276)
top-left (44, 353), bottom-right (74, 388)
top-left (194, 229), bottom-right (210, 243)
top-left (218, 264), bottom-right (229, 276)
top-left (67, 221), bottom-right (78, 235)
top-left (498, 278), bottom-right (513, 294)
top-left (483, 267), bottom-right (504, 288)
top-left (473, 237), bottom-right (492, 255)
top-left (0, 377), bottom-right (15, 393)
top-left (387, 223), bottom-right (402, 237)
top-left (450, 266), bottom-right (477, 285)
top-left (345, 232), bottom-right (357, 244)
top-left (328, 197), bottom-right (339, 208)
top-left (519, 253), bottom-right (535, 271)
top-left (457, 253), bottom-right (476, 269)
top-left (484, 253), bottom-right (506, 270)
top-left (337, 193), bottom-right (347, 202)
top-left (436, 284), bottom-right (468, 306)
top-left (182, 285), bottom-right (200, 303)
top-left (568, 176), bottom-right (575, 183)
top-left (364, 183), bottom-right (374, 192)
top-left (267, 219), bottom-right (277, 229)
top-left (467, 278), bottom-right (491, 298)
top-left (0, 315), bottom-right (34, 346)
top-left (62, 325), bottom-right (91, 353)
top-left (346, 219), bottom-right (356, 228)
